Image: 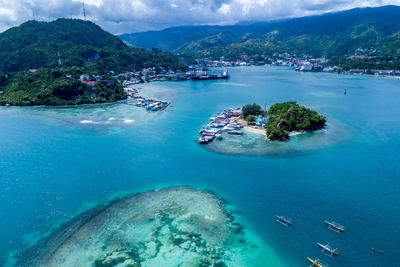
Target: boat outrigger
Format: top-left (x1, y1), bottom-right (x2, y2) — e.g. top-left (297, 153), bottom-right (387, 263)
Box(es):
top-left (307, 258), bottom-right (328, 267)
top-left (317, 243), bottom-right (339, 256)
top-left (275, 215), bottom-right (292, 226)
top-left (325, 220), bottom-right (345, 232)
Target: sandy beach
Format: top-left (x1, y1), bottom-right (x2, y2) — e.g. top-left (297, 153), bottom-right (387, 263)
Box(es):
top-left (237, 119), bottom-right (266, 136)
top-left (238, 118), bottom-right (304, 137)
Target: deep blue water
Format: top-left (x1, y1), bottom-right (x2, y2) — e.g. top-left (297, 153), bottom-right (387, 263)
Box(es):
top-left (1, 66), bottom-right (400, 266)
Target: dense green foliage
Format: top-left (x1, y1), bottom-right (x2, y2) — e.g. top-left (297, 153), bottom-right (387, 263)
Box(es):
top-left (266, 102), bottom-right (326, 141)
top-left (327, 57), bottom-right (400, 70)
top-left (0, 18), bottom-right (187, 106)
top-left (241, 103), bottom-right (263, 119)
top-left (0, 68), bottom-right (126, 106)
top-left (120, 5), bottom-right (400, 66)
top-left (0, 18), bottom-right (186, 74)
top-left (246, 115), bottom-right (257, 124)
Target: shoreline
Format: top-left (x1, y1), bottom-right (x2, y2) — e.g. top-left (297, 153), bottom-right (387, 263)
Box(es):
top-left (0, 99), bottom-right (125, 108)
top-left (238, 118), bottom-right (305, 138)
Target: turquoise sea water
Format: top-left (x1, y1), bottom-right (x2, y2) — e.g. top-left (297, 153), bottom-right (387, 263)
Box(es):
top-left (1, 66), bottom-right (400, 266)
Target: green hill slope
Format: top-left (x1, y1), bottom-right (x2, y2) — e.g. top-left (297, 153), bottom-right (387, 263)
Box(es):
top-left (119, 5), bottom-right (400, 61)
top-left (0, 19), bottom-right (186, 106)
top-left (0, 18), bottom-right (185, 74)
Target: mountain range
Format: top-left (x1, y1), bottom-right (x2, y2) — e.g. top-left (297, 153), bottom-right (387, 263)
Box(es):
top-left (119, 5), bottom-right (400, 61)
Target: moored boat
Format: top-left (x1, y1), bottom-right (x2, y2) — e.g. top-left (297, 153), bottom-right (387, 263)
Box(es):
top-left (198, 136), bottom-right (213, 144)
top-left (275, 215), bottom-right (292, 226)
top-left (227, 130), bottom-right (243, 135)
top-left (215, 133), bottom-right (223, 139)
top-left (372, 247), bottom-right (383, 253)
top-left (307, 258), bottom-right (328, 267)
top-left (192, 74), bottom-right (230, 80)
top-left (325, 220), bottom-right (345, 232)
top-left (317, 242), bottom-right (339, 256)
top-left (198, 138), bottom-right (206, 144)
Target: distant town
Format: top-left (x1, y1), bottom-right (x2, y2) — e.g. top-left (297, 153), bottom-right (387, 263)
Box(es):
top-left (193, 53), bottom-right (400, 77)
top-left (116, 53), bottom-right (400, 89)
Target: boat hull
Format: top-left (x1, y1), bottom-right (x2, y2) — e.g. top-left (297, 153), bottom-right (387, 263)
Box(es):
top-left (192, 75), bottom-right (230, 81)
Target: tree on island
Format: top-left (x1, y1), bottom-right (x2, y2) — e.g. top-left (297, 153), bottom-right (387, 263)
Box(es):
top-left (241, 103), bottom-right (263, 120)
top-left (266, 101), bottom-right (326, 142)
top-left (246, 114), bottom-right (257, 124)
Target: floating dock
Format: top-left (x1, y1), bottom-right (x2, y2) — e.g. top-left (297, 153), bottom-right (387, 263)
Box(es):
top-left (198, 108), bottom-right (243, 144)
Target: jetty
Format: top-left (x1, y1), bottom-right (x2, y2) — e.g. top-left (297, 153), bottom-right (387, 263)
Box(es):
top-left (126, 96), bottom-right (169, 111)
top-left (199, 108), bottom-right (243, 144)
top-left (123, 87), bottom-right (170, 112)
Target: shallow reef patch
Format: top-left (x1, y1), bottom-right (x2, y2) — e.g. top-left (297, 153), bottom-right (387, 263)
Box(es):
top-left (13, 186), bottom-right (274, 266)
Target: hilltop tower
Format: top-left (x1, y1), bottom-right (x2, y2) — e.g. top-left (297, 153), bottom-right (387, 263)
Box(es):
top-left (83, 1), bottom-right (87, 20)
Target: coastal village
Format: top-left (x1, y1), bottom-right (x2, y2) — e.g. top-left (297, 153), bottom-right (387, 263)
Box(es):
top-left (193, 53), bottom-right (400, 77)
top-left (73, 53), bottom-right (400, 100)
top-left (199, 102), bottom-right (326, 144)
top-left (117, 66), bottom-right (229, 85)
top-left (198, 107), bottom-right (274, 144)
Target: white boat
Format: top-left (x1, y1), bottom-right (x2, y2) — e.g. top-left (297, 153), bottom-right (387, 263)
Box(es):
top-left (317, 243), bottom-right (339, 256)
top-left (275, 215), bottom-right (292, 226)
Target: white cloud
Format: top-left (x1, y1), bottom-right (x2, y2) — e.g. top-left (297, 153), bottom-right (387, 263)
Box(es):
top-left (0, 8), bottom-right (17, 21)
top-left (218, 4), bottom-right (231, 14)
top-left (71, 0), bottom-right (104, 8)
top-left (0, 0), bottom-right (399, 34)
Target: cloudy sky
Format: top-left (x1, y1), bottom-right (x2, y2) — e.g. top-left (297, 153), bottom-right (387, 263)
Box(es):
top-left (0, 0), bottom-right (399, 34)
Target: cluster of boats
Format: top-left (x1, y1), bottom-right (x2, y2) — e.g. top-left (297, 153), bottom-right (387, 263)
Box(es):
top-left (126, 96), bottom-right (169, 111)
top-left (122, 87), bottom-right (169, 112)
top-left (198, 108), bottom-right (243, 144)
top-left (275, 216), bottom-right (348, 266)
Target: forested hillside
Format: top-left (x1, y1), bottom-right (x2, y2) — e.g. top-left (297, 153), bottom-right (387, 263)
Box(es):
top-left (120, 5), bottom-right (400, 61)
top-left (0, 18), bottom-right (185, 74)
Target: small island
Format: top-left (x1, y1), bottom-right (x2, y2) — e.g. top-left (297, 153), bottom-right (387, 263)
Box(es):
top-left (199, 102), bottom-right (326, 144)
top-left (241, 102), bottom-right (326, 142)
top-left (265, 102), bottom-right (326, 141)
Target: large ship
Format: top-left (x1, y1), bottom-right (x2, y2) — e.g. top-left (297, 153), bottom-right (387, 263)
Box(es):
top-left (192, 70), bottom-right (230, 80)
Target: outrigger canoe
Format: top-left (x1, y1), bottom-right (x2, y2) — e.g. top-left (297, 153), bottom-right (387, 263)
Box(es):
top-left (307, 258), bottom-right (328, 267)
top-left (325, 220), bottom-right (345, 232)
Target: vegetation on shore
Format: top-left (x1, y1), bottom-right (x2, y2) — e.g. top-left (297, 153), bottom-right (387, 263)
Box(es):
top-left (120, 6), bottom-right (400, 70)
top-left (241, 103), bottom-right (263, 120)
top-left (265, 102), bottom-right (326, 141)
top-left (0, 19), bottom-right (186, 74)
top-left (0, 18), bottom-right (187, 106)
top-left (0, 68), bottom-right (126, 106)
